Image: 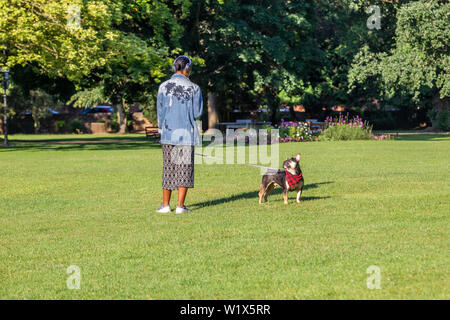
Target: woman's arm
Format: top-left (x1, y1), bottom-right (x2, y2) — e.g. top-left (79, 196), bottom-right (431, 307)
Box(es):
top-left (193, 87), bottom-right (203, 119)
top-left (157, 89), bottom-right (164, 133)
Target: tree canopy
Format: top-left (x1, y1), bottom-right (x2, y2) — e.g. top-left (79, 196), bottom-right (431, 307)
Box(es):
top-left (1, 0), bottom-right (448, 134)
top-left (349, 0), bottom-right (449, 129)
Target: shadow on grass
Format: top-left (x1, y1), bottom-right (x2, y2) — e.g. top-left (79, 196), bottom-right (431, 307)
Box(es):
top-left (0, 136), bottom-right (218, 152)
top-left (11, 135), bottom-right (149, 142)
top-left (190, 181), bottom-right (333, 209)
top-left (393, 134), bottom-right (449, 141)
top-left (0, 140), bottom-right (162, 152)
top-left (303, 181), bottom-right (333, 191)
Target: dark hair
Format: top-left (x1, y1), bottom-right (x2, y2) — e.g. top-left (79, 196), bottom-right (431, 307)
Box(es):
top-left (173, 56), bottom-right (192, 73)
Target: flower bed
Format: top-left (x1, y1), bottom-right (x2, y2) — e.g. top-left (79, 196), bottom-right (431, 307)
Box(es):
top-left (278, 120), bottom-right (318, 142)
top-left (319, 114), bottom-right (373, 141)
top-left (210, 115), bottom-right (391, 145)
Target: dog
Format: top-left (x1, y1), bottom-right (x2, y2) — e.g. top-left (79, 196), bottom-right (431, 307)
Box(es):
top-left (258, 153), bottom-right (304, 205)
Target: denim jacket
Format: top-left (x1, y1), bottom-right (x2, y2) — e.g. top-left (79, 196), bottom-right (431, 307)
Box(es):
top-left (157, 74), bottom-right (203, 146)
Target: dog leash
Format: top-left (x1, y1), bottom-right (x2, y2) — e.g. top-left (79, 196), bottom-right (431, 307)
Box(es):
top-left (195, 153), bottom-right (278, 171)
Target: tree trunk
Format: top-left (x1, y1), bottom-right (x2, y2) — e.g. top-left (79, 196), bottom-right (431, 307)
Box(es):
top-left (265, 87), bottom-right (280, 124)
top-left (117, 98), bottom-right (127, 134)
top-left (206, 92), bottom-right (219, 134)
top-left (289, 105), bottom-right (297, 121)
top-left (34, 119), bottom-right (40, 134)
top-left (430, 92), bottom-right (449, 131)
top-left (32, 109), bottom-right (40, 134)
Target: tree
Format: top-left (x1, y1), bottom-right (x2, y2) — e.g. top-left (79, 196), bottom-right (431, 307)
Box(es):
top-left (0, 0), bottom-right (122, 140)
top-left (70, 33), bottom-right (168, 133)
top-left (308, 1), bottom-right (405, 112)
top-left (6, 84), bottom-right (57, 134)
top-left (0, 0), bottom-right (120, 81)
top-left (69, 0), bottom-right (190, 133)
top-left (349, 0), bottom-right (449, 130)
top-left (180, 0), bottom-right (323, 126)
top-left (1, 0), bottom-right (191, 134)
top-left (29, 89), bottom-right (55, 133)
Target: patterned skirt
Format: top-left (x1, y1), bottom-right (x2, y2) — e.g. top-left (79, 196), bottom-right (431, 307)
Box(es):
top-left (162, 144), bottom-right (195, 190)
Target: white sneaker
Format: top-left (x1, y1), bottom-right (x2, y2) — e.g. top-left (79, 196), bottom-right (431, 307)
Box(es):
top-left (176, 206), bottom-right (191, 214)
top-left (156, 205), bottom-right (171, 213)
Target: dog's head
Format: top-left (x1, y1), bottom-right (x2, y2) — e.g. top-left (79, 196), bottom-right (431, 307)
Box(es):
top-left (283, 153), bottom-right (302, 175)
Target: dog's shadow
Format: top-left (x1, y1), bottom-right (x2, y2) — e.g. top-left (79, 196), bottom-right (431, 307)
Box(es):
top-left (190, 181), bottom-right (333, 209)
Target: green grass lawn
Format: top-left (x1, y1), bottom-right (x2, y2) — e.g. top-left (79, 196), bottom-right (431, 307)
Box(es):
top-left (0, 134), bottom-right (449, 299)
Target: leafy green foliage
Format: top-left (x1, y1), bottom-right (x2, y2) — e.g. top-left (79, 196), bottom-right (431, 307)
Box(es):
top-left (378, 1), bottom-right (449, 100)
top-left (68, 119), bottom-right (83, 133)
top-left (0, 0), bottom-right (118, 81)
top-left (436, 110), bottom-right (449, 131)
top-left (68, 84), bottom-right (110, 108)
top-left (55, 120), bottom-right (66, 133)
top-left (349, 0), bottom-right (449, 129)
top-left (29, 89), bottom-right (55, 131)
top-left (2, 0), bottom-right (448, 133)
top-left (68, 0), bottom-right (191, 132)
top-left (182, 0), bottom-right (323, 121)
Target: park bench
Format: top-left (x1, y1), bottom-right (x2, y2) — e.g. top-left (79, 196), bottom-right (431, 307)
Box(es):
top-left (306, 119), bottom-right (327, 131)
top-left (216, 120), bottom-right (271, 132)
top-left (145, 126), bottom-right (160, 140)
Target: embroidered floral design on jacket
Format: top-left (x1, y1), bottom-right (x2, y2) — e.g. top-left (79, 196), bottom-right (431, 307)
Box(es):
top-left (164, 82), bottom-right (194, 103)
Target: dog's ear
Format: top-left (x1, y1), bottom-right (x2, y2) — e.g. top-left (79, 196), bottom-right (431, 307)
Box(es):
top-left (296, 153), bottom-right (301, 162)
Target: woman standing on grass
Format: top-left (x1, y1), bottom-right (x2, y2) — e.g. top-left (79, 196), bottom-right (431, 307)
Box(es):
top-left (156, 56), bottom-right (203, 214)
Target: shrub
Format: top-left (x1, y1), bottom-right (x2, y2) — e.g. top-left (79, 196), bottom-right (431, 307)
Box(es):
top-left (55, 120), bottom-right (66, 133)
top-left (427, 109), bottom-right (449, 131)
top-left (109, 113), bottom-right (120, 132)
top-left (320, 114), bottom-right (372, 141)
top-left (142, 105), bottom-right (158, 125)
top-left (69, 120), bottom-right (83, 134)
top-left (437, 110), bottom-right (449, 131)
top-left (364, 111), bottom-right (398, 130)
